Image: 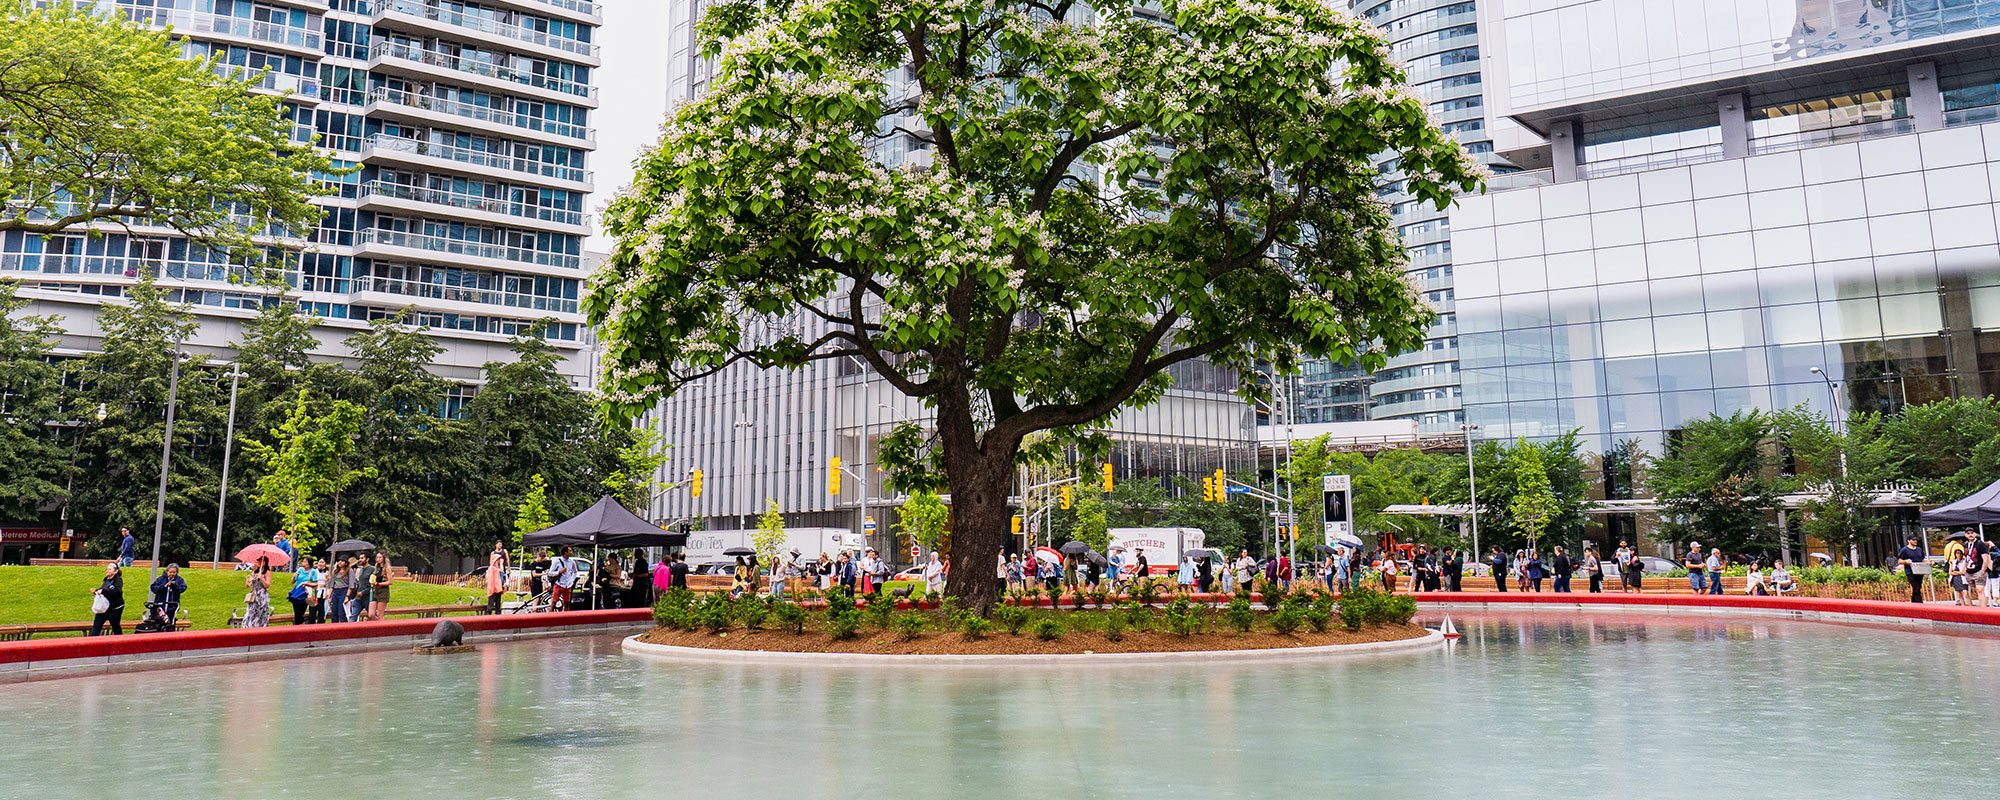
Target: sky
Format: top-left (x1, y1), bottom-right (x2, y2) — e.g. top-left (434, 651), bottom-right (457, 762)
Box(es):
top-left (588, 1), bottom-right (674, 252)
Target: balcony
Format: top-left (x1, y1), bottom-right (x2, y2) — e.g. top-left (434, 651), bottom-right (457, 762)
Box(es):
top-left (121, 7), bottom-right (323, 55)
top-left (365, 86), bottom-right (592, 144)
top-left (369, 41), bottom-right (598, 104)
top-left (358, 181), bottom-right (588, 230)
top-left (362, 134), bottom-right (591, 187)
top-left (358, 228), bottom-right (583, 272)
top-left (214, 65), bottom-right (322, 102)
top-left (374, 0), bottom-right (600, 61)
top-left (353, 275), bottom-right (581, 316)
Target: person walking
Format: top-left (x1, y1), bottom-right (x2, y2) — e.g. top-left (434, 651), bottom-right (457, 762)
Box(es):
top-left (1897, 537), bottom-right (1927, 603)
top-left (1379, 550), bottom-right (1399, 593)
top-left (669, 553), bottom-right (690, 590)
top-left (1234, 549), bottom-right (1256, 594)
top-left (1684, 542), bottom-right (1707, 594)
top-left (1525, 551), bottom-right (1546, 592)
top-left (1488, 546), bottom-right (1509, 592)
top-left (367, 551), bottom-right (392, 621)
top-left (349, 555), bottom-right (375, 622)
top-left (1551, 546), bottom-right (1573, 593)
top-left (90, 563), bottom-right (125, 636)
top-left (273, 530), bottom-right (296, 572)
top-left (243, 557), bottom-right (273, 628)
top-left (1705, 548), bottom-right (1726, 596)
top-left (289, 559), bottom-right (320, 625)
top-left (652, 554), bottom-right (673, 603)
top-left (1583, 547), bottom-right (1603, 593)
top-left (149, 564), bottom-right (187, 622)
top-left (486, 542), bottom-right (509, 615)
top-left (549, 546), bottom-right (577, 611)
top-left (1512, 548), bottom-right (1530, 592)
top-left (921, 551), bottom-right (944, 596)
top-left (117, 527), bottom-right (137, 567)
top-left (327, 557), bottom-right (352, 623)
top-left (1176, 555), bottom-right (1195, 596)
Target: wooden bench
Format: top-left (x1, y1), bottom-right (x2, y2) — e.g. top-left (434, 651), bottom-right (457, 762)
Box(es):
top-left (0, 619), bottom-right (193, 641)
top-left (238, 602), bottom-right (484, 627)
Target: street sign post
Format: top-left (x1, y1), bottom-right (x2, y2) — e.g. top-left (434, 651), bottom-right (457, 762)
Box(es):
top-left (909, 545), bottom-right (921, 561)
top-left (863, 517), bottom-right (876, 532)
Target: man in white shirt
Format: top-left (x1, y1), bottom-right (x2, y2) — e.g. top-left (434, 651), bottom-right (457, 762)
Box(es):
top-left (550, 546), bottom-right (580, 611)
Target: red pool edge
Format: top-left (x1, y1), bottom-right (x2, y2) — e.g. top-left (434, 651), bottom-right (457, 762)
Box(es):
top-left (1405, 591), bottom-right (2000, 627)
top-left (0, 608), bottom-right (653, 666)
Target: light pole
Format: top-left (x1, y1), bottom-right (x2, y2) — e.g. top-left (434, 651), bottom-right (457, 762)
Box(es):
top-left (1807, 367), bottom-right (1848, 481)
top-left (733, 416), bottom-right (753, 529)
top-left (149, 337), bottom-right (187, 589)
top-left (211, 367), bottom-right (247, 566)
top-left (1460, 423), bottom-right (1480, 558)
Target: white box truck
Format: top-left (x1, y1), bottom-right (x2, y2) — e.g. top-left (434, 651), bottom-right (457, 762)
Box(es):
top-left (1107, 527), bottom-right (1206, 576)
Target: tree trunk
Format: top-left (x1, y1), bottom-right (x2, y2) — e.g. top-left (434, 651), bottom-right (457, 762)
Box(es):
top-left (943, 451), bottom-right (1013, 616)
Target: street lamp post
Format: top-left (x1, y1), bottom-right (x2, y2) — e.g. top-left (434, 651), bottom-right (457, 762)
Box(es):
top-left (211, 368), bottom-right (246, 566)
top-left (1460, 423), bottom-right (1480, 558)
top-left (734, 416), bottom-right (753, 529)
top-left (1808, 366), bottom-right (1855, 564)
top-left (149, 337), bottom-right (186, 589)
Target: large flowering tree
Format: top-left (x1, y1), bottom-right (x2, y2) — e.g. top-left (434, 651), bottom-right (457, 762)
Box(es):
top-left (590, 0), bottom-right (1483, 611)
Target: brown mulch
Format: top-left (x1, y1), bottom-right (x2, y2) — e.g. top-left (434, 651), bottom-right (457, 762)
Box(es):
top-left (636, 620), bottom-right (1429, 655)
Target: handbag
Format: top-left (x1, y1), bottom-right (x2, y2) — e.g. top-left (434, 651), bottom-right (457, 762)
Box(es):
top-left (92, 594), bottom-right (111, 615)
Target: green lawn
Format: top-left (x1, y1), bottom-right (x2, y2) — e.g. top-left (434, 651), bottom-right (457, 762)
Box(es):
top-left (0, 565), bottom-right (484, 633)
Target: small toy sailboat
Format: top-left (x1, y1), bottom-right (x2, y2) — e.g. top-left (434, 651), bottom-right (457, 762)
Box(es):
top-left (1438, 615), bottom-right (1461, 639)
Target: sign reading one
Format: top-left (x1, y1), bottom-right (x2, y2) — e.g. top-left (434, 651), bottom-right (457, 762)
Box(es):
top-left (1322, 474), bottom-right (1353, 545)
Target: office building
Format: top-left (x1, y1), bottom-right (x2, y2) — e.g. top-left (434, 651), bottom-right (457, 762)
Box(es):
top-left (6, 0), bottom-right (602, 387)
top-left (1451, 0), bottom-right (2000, 461)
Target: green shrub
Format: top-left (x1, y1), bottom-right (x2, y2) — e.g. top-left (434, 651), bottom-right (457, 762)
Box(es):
top-left (1337, 584), bottom-right (1379, 630)
top-left (864, 596), bottom-right (895, 630)
top-left (824, 589), bottom-right (862, 640)
top-left (1163, 597), bottom-right (1205, 637)
top-left (1070, 588), bottom-right (1089, 611)
top-left (771, 599), bottom-right (808, 634)
top-left (737, 595), bottom-right (769, 630)
top-left (694, 594), bottom-right (736, 633)
top-left (652, 587), bottom-right (696, 630)
top-left (1225, 596), bottom-right (1255, 633)
top-left (1134, 579), bottom-right (1162, 607)
top-left (1376, 594), bottom-right (1418, 626)
top-left (1269, 605), bottom-right (1303, 635)
top-left (1262, 583), bottom-right (1288, 611)
top-left (1091, 589), bottom-right (1112, 608)
top-left (960, 615), bottom-right (993, 639)
top-left (892, 612), bottom-right (927, 641)
top-left (1119, 601), bottom-right (1154, 632)
top-left (994, 604), bottom-right (1032, 635)
top-left (1064, 612), bottom-right (1100, 633)
top-left (1306, 595), bottom-right (1335, 633)
top-left (1034, 617), bottom-right (1063, 641)
top-left (1023, 587), bottom-right (1042, 606)
top-left (1102, 610), bottom-right (1127, 641)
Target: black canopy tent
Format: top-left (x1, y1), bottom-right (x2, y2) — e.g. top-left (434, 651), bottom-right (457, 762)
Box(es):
top-left (1921, 478), bottom-right (2000, 533)
top-left (523, 496), bottom-right (688, 549)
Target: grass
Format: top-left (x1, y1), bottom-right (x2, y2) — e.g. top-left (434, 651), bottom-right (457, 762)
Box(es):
top-left (0, 565), bottom-right (484, 633)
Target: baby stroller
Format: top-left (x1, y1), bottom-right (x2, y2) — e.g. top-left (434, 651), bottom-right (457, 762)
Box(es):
top-left (134, 601), bottom-right (179, 634)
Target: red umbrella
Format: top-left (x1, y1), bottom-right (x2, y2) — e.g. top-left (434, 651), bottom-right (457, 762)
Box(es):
top-left (235, 543), bottom-right (292, 567)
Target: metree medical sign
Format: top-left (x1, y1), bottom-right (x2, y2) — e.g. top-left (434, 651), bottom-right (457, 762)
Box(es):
top-left (1322, 475), bottom-right (1352, 545)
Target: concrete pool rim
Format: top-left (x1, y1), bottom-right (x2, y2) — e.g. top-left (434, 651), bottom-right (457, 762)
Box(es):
top-left (621, 627), bottom-right (1449, 665)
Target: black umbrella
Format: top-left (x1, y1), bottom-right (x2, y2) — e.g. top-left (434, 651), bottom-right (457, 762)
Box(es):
top-left (1084, 549), bottom-right (1108, 566)
top-left (723, 546), bottom-right (756, 557)
top-left (1946, 531), bottom-right (1969, 541)
top-left (1311, 543), bottom-right (1337, 554)
top-left (329, 539), bottom-right (376, 554)
top-left (1058, 541), bottom-right (1090, 555)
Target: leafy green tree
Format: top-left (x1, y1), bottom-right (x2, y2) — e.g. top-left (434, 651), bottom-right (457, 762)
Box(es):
top-left (0, 282), bottom-right (70, 520)
top-left (1647, 411), bottom-right (1783, 557)
top-left (1772, 406), bottom-right (1892, 564)
top-left (897, 490), bottom-right (951, 554)
top-left (587, 0), bottom-right (1480, 609)
top-left (1103, 478), bottom-right (1172, 529)
top-left (240, 389), bottom-right (370, 553)
top-left (1879, 397), bottom-right (2000, 504)
top-left (339, 313), bottom-right (474, 552)
top-left (1446, 433), bottom-right (1591, 552)
top-left (71, 278), bottom-right (227, 558)
top-left (1507, 443), bottom-right (1559, 550)
top-left (1322, 448), bottom-right (1458, 548)
top-left (601, 428), bottom-right (665, 510)
top-left (754, 498), bottom-right (787, 567)
top-left (1068, 490), bottom-right (1110, 553)
top-left (464, 327), bottom-right (630, 540)
top-left (512, 474), bottom-right (551, 547)
top-left (219, 297), bottom-right (334, 552)
top-left (0, 0), bottom-right (336, 259)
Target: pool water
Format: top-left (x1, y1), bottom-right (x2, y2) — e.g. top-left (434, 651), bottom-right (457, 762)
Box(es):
top-left (10, 613), bottom-right (2000, 797)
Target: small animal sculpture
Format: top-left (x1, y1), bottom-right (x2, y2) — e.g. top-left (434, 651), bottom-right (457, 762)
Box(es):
top-left (890, 586), bottom-right (914, 600)
top-left (426, 618), bottom-right (465, 648)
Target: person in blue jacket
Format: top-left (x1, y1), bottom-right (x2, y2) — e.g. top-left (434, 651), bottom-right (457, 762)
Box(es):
top-left (150, 564), bottom-right (188, 621)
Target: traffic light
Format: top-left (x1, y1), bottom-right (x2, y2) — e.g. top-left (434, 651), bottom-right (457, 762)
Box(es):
top-left (828, 457), bottom-right (842, 495)
top-left (1011, 515), bottom-right (1023, 534)
top-left (1213, 468), bottom-right (1226, 502)
top-left (690, 469), bottom-right (703, 498)
top-left (1101, 463), bottom-right (1114, 493)
top-left (1059, 485), bottom-right (1071, 509)
top-left (1202, 476), bottom-right (1216, 502)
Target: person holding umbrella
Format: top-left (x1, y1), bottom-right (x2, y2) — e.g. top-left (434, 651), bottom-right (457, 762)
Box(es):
top-left (243, 557), bottom-right (273, 628)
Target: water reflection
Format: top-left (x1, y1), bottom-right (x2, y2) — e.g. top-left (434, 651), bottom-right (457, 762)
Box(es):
top-left (5, 616), bottom-right (1999, 798)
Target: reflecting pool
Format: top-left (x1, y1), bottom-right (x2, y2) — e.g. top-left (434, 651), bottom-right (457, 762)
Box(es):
top-left (8, 613), bottom-right (1999, 798)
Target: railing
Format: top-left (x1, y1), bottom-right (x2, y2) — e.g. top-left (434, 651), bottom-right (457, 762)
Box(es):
top-left (359, 228), bottom-right (582, 270)
top-left (1945, 105), bottom-right (2000, 128)
top-left (1747, 117), bottom-right (1916, 155)
top-left (354, 276), bottom-right (580, 314)
top-left (523, 0), bottom-right (601, 16)
top-left (1574, 143), bottom-right (1725, 180)
top-left (214, 65), bottom-right (321, 98)
top-left (375, 0), bottom-right (600, 58)
top-left (1484, 168), bottom-right (1552, 191)
top-left (366, 86), bottom-right (591, 141)
top-left (370, 41), bottom-right (598, 101)
top-left (359, 181), bottom-right (586, 226)
top-left (121, 6), bottom-right (323, 51)
top-left (0, 253), bottom-right (306, 286)
top-left (363, 134), bottom-right (592, 184)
